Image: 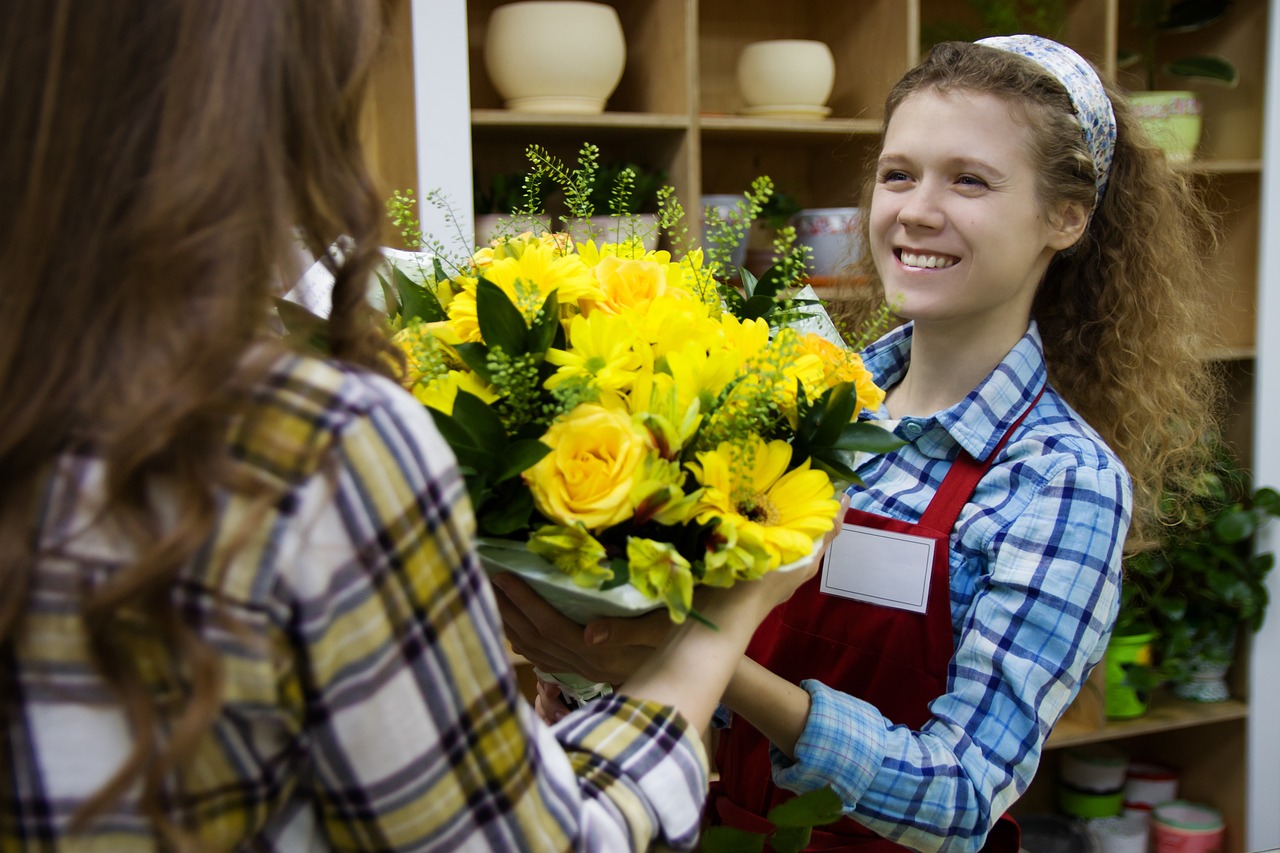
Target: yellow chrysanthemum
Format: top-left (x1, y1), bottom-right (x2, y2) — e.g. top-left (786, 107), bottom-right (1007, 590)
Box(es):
top-left (447, 240), bottom-right (602, 343)
top-left (545, 311), bottom-right (647, 393)
top-left (663, 337), bottom-right (747, 419)
top-left (630, 295), bottom-right (719, 362)
top-left (799, 333), bottom-right (887, 413)
top-left (626, 537), bottom-right (694, 622)
top-left (411, 370), bottom-right (498, 415)
top-left (688, 435), bottom-right (839, 571)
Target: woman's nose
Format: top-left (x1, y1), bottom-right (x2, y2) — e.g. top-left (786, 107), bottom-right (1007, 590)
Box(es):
top-left (897, 183), bottom-right (944, 229)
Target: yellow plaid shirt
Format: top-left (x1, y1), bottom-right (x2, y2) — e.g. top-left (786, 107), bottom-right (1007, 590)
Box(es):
top-left (5, 353), bottom-right (708, 851)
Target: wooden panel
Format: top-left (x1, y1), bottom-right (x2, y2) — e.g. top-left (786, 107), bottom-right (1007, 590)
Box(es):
top-left (1198, 172), bottom-right (1261, 352)
top-left (363, 0), bottom-right (418, 220)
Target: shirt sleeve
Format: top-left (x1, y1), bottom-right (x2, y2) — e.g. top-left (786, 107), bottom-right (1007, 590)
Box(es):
top-left (773, 457), bottom-right (1128, 853)
top-left (276, 376), bottom-right (709, 852)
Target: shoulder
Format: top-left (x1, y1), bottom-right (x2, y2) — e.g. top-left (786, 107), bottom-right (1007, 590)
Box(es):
top-left (991, 387), bottom-right (1132, 514)
top-left (229, 352), bottom-right (450, 490)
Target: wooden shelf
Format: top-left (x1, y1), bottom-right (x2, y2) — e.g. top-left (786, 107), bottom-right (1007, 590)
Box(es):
top-left (1048, 693), bottom-right (1249, 750)
top-left (471, 109), bottom-right (691, 131)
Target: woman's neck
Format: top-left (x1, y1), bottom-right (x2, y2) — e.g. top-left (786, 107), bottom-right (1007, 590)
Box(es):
top-left (886, 319), bottom-right (1030, 419)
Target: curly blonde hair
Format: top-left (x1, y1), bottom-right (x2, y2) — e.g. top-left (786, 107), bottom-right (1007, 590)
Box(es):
top-left (850, 40), bottom-right (1223, 544)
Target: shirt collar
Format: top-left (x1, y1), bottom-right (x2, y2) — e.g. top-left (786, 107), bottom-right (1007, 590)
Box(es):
top-left (861, 321), bottom-right (1049, 462)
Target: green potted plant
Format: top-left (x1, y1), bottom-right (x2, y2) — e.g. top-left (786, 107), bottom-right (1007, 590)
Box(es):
top-left (1104, 556), bottom-right (1163, 719)
top-left (1121, 0), bottom-right (1240, 162)
top-left (564, 158), bottom-right (667, 250)
top-left (920, 0), bottom-right (1068, 52)
top-left (473, 170), bottom-right (553, 247)
top-left (1128, 441), bottom-right (1279, 701)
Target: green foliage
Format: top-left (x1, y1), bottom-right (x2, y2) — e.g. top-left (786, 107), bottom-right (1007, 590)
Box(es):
top-left (474, 170), bottom-right (553, 215)
top-left (921, 0), bottom-right (1067, 51)
top-left (586, 160), bottom-right (668, 214)
top-left (1121, 0), bottom-right (1239, 90)
top-left (701, 787), bottom-right (845, 853)
top-left (387, 189), bottom-right (424, 249)
top-left (1118, 436), bottom-right (1277, 689)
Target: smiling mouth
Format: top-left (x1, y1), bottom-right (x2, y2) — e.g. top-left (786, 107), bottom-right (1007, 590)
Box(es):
top-left (897, 250), bottom-right (958, 270)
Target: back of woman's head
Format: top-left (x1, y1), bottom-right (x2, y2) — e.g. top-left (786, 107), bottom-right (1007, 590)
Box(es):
top-left (1, 0), bottom-right (393, 838)
top-left (858, 39), bottom-right (1222, 542)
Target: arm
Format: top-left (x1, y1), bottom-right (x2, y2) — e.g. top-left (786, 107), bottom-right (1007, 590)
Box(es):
top-left (283, 375), bottom-right (832, 851)
top-left (770, 459), bottom-right (1128, 853)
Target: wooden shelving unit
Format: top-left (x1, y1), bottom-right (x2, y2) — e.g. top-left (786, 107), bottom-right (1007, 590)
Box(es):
top-left (383, 1), bottom-right (1270, 847)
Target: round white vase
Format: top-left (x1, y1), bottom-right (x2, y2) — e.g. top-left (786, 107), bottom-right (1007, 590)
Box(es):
top-left (736, 39), bottom-right (835, 116)
top-left (483, 1), bottom-right (626, 114)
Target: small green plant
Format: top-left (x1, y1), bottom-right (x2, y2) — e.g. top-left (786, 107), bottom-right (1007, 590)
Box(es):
top-left (474, 170), bottom-right (553, 216)
top-left (1121, 0), bottom-right (1239, 90)
top-left (921, 0), bottom-right (1067, 51)
top-left (585, 160), bottom-right (667, 215)
top-left (1117, 435), bottom-right (1278, 692)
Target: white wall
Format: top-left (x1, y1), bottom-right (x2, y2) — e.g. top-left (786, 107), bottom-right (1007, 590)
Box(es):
top-left (412, 0), bottom-right (473, 257)
top-left (1247, 1), bottom-right (1280, 847)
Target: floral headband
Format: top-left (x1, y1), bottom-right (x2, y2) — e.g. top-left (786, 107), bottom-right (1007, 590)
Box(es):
top-left (977, 34), bottom-right (1117, 208)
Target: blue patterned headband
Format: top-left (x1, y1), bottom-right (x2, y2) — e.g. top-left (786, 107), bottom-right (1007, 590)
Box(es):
top-left (977, 35), bottom-right (1117, 208)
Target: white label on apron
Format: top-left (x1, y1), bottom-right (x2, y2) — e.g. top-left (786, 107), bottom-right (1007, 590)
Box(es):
top-left (820, 523), bottom-right (934, 613)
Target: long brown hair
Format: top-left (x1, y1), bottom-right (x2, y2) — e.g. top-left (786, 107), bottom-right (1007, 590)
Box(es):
top-left (1, 0), bottom-right (394, 840)
top-left (852, 40), bottom-right (1223, 544)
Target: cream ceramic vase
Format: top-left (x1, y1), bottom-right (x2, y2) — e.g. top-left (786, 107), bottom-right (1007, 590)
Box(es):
top-left (736, 39), bottom-right (835, 116)
top-left (483, 1), bottom-right (626, 114)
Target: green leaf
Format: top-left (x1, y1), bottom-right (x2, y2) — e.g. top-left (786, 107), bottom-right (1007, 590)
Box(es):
top-left (454, 342), bottom-right (495, 383)
top-left (476, 277), bottom-right (530, 355)
top-left (1159, 0), bottom-right (1231, 33)
top-left (806, 384), bottom-right (859, 449)
top-left (274, 297), bottom-right (331, 354)
top-left (742, 294), bottom-right (779, 321)
top-left (766, 787), bottom-right (845, 828)
top-left (393, 265), bottom-right (446, 323)
top-left (451, 389), bottom-right (509, 456)
top-left (699, 826), bottom-right (767, 853)
top-left (1163, 54), bottom-right (1239, 86)
top-left (767, 826), bottom-right (813, 853)
top-left (835, 421), bottom-right (907, 454)
top-left (1212, 507), bottom-right (1255, 543)
top-left (753, 262), bottom-right (793, 300)
top-left (491, 439), bottom-right (551, 484)
top-left (739, 267), bottom-right (760, 298)
top-left (376, 272), bottom-right (400, 317)
top-left (480, 486), bottom-right (535, 535)
top-left (529, 289), bottom-right (560, 355)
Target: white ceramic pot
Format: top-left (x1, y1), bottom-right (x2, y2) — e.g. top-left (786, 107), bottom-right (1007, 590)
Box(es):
top-left (736, 39), bottom-right (835, 113)
top-left (566, 214), bottom-right (660, 251)
top-left (793, 207), bottom-right (862, 278)
top-left (1129, 91), bottom-right (1203, 163)
top-left (483, 1), bottom-right (626, 114)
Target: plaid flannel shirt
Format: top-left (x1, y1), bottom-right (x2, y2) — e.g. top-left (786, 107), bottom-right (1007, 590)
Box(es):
top-left (6, 353), bottom-right (708, 851)
top-left (772, 322), bottom-right (1129, 852)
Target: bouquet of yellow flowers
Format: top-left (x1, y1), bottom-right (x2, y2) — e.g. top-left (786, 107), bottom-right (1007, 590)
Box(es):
top-left (327, 144), bottom-right (900, 700)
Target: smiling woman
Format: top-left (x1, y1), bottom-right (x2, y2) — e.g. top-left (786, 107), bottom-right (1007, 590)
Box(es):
top-left (496, 35), bottom-right (1226, 853)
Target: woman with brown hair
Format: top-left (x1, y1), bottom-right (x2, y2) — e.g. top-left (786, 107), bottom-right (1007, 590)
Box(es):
top-left (0, 2), bottom-right (832, 849)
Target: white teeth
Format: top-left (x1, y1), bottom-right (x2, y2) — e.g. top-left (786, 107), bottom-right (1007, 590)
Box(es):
top-left (900, 252), bottom-right (956, 270)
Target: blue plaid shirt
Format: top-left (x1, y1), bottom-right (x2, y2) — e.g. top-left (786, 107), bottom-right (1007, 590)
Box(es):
top-left (773, 322), bottom-right (1129, 852)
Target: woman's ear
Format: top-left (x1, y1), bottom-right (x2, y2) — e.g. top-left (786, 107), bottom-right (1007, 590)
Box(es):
top-left (1048, 200), bottom-right (1090, 251)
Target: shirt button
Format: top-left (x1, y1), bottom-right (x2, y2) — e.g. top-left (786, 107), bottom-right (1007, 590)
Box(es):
top-left (903, 422), bottom-right (924, 439)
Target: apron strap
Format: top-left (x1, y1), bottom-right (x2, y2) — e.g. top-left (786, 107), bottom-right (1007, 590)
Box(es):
top-left (918, 386), bottom-right (1045, 532)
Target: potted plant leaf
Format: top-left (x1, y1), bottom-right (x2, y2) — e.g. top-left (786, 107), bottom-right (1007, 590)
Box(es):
top-left (1131, 440), bottom-right (1278, 701)
top-left (1121, 0), bottom-right (1240, 162)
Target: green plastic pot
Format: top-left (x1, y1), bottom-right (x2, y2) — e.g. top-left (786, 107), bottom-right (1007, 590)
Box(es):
top-left (1104, 630), bottom-right (1157, 719)
top-left (1129, 91), bottom-right (1203, 163)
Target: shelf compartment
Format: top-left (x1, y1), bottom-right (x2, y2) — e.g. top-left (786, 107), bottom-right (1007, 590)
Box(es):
top-left (1047, 692), bottom-right (1248, 750)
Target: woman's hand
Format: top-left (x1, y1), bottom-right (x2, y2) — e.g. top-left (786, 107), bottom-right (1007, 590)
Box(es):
top-left (490, 573), bottom-right (672, 684)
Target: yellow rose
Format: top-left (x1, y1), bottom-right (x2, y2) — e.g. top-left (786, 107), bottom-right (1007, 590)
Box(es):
top-left (524, 403), bottom-right (653, 531)
top-left (583, 255), bottom-right (675, 316)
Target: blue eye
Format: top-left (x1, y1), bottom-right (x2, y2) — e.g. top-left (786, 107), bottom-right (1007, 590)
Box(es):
top-left (957, 174), bottom-right (988, 188)
top-left (880, 170), bottom-right (909, 183)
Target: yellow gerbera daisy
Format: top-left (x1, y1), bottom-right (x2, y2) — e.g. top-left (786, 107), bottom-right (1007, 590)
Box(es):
top-left (545, 311), bottom-right (647, 394)
top-left (688, 435), bottom-right (839, 571)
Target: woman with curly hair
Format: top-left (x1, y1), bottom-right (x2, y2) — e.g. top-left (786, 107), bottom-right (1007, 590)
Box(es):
top-left (0, 1), bottom-right (833, 849)
top-left (499, 36), bottom-right (1221, 852)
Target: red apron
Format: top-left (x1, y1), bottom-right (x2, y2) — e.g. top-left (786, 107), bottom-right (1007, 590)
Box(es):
top-left (708, 400), bottom-right (1040, 853)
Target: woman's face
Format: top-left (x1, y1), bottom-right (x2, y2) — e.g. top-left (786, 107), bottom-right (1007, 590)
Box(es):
top-left (869, 87), bottom-right (1082, 339)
